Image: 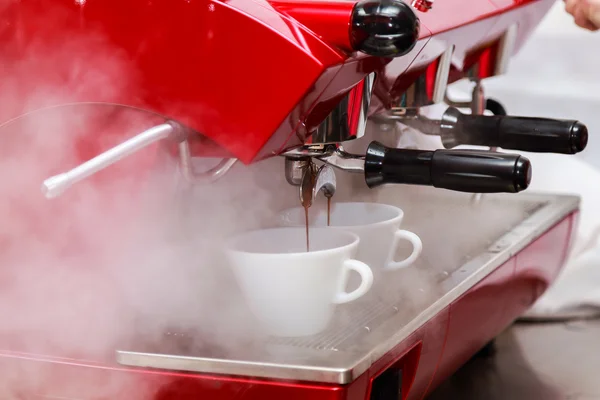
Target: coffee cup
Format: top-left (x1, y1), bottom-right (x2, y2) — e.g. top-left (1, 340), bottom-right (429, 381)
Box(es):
top-left (279, 202), bottom-right (423, 271)
top-left (225, 227), bottom-right (374, 337)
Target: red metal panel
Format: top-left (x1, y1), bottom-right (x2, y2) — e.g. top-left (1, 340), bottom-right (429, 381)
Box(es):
top-left (489, 0), bottom-right (550, 11)
top-left (427, 213), bottom-right (576, 396)
top-left (363, 308), bottom-right (449, 400)
top-left (267, 1), bottom-right (355, 52)
top-left (0, 352), bottom-right (348, 400)
top-left (0, 0), bottom-right (557, 164)
top-left (397, 16), bottom-right (501, 92)
top-left (417, 0), bottom-right (498, 35)
top-left (0, 0), bottom-right (346, 164)
top-left (431, 258), bottom-right (516, 390)
top-left (487, 0), bottom-right (557, 55)
top-left (510, 215), bottom-right (576, 312)
top-left (404, 308), bottom-right (450, 400)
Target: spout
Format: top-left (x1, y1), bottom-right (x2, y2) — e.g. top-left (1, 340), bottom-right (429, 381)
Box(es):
top-left (300, 164), bottom-right (336, 208)
top-left (313, 165), bottom-right (336, 199)
top-left (284, 157), bottom-right (312, 186)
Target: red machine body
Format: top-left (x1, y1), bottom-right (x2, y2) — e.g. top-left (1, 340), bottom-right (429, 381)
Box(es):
top-left (0, 0), bottom-right (555, 164)
top-left (0, 1), bottom-right (573, 399)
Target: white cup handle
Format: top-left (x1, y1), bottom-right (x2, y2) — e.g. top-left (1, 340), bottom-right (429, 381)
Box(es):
top-left (385, 230), bottom-right (423, 271)
top-left (333, 259), bottom-right (374, 304)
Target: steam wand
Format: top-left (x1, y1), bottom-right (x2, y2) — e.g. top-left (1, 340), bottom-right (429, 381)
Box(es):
top-left (178, 140), bottom-right (238, 184)
top-left (41, 122), bottom-right (237, 199)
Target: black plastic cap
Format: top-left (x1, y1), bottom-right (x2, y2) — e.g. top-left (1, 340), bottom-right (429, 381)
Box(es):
top-left (570, 121), bottom-right (588, 154)
top-left (514, 156), bottom-right (532, 193)
top-left (364, 140), bottom-right (387, 188)
top-left (350, 0), bottom-right (420, 58)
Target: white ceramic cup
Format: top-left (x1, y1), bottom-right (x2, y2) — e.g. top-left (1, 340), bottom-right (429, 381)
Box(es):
top-left (279, 202), bottom-right (423, 271)
top-left (225, 227), bottom-right (374, 337)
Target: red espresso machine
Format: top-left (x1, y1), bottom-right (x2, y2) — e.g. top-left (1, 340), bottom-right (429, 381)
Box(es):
top-left (0, 0), bottom-right (588, 399)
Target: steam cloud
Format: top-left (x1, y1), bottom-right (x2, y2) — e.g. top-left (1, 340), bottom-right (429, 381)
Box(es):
top-left (0, 3), bottom-right (277, 397)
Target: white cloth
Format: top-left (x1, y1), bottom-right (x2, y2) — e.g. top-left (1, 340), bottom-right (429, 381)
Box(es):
top-left (518, 153), bottom-right (600, 320)
top-left (480, 2), bottom-right (600, 319)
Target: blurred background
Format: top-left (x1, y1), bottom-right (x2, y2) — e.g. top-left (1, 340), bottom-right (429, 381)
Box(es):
top-left (483, 1), bottom-right (600, 169)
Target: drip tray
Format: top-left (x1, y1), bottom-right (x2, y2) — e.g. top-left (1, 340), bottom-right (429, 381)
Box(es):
top-left (116, 192), bottom-right (579, 385)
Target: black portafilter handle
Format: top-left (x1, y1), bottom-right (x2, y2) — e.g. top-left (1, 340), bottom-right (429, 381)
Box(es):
top-left (440, 107), bottom-right (588, 154)
top-left (364, 141), bottom-right (532, 193)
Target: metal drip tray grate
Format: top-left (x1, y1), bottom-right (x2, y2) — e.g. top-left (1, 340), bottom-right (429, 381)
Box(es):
top-left (116, 192), bottom-right (578, 385)
top-left (264, 195), bottom-right (545, 353)
top-left (268, 295), bottom-right (404, 352)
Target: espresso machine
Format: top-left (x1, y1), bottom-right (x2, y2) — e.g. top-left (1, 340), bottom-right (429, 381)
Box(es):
top-left (0, 0), bottom-right (588, 399)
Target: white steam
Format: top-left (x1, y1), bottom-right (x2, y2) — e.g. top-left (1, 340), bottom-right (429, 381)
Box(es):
top-left (0, 5), bottom-right (282, 397)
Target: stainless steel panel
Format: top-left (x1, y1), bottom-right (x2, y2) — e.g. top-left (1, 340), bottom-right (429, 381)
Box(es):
top-left (116, 191), bottom-right (579, 384)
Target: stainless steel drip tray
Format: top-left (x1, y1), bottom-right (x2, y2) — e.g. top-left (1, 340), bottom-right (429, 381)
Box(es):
top-left (116, 191), bottom-right (579, 385)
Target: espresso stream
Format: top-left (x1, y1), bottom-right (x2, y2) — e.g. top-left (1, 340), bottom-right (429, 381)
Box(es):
top-left (304, 197), bottom-right (332, 252)
top-left (327, 196), bottom-right (331, 227)
top-left (304, 205), bottom-right (309, 252)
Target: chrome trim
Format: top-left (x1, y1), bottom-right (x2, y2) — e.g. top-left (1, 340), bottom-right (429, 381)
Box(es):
top-left (494, 24), bottom-right (518, 76)
top-left (470, 79), bottom-right (485, 116)
top-left (307, 73), bottom-right (375, 145)
top-left (375, 107), bottom-right (442, 137)
top-left (284, 157), bottom-right (311, 186)
top-left (469, 79), bottom-right (488, 203)
top-left (281, 145), bottom-right (331, 159)
top-left (285, 157), bottom-right (337, 206)
top-left (397, 46), bottom-right (453, 108)
top-left (178, 141), bottom-right (238, 184)
top-left (282, 146), bottom-right (365, 174)
top-left (317, 147), bottom-right (366, 174)
top-left (433, 46), bottom-right (454, 104)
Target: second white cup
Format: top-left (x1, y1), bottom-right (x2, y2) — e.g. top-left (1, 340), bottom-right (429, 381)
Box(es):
top-left (279, 202), bottom-right (423, 271)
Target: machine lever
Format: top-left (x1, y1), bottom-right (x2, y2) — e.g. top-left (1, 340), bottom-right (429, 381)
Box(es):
top-left (439, 107), bottom-right (588, 154)
top-left (364, 141), bottom-right (531, 193)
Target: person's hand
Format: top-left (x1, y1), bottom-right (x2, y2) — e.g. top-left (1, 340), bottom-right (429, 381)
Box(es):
top-left (565, 0), bottom-right (600, 31)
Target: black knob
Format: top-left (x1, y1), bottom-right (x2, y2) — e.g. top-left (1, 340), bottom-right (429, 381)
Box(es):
top-left (439, 107), bottom-right (589, 155)
top-left (350, 0), bottom-right (420, 58)
top-left (570, 121), bottom-right (589, 153)
top-left (364, 141), bottom-right (532, 193)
